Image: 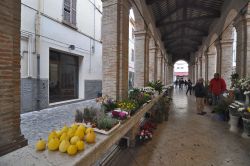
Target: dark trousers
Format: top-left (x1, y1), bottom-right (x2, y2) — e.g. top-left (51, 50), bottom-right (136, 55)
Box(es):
top-left (186, 87), bottom-right (192, 95)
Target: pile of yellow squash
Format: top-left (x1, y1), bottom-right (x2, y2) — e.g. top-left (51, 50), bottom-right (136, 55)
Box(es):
top-left (35, 123), bottom-right (96, 155)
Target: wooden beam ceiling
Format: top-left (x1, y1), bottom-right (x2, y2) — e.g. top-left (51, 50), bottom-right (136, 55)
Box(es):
top-left (157, 15), bottom-right (219, 27)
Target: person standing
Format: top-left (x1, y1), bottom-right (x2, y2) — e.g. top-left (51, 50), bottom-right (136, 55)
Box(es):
top-left (186, 79), bottom-right (192, 95)
top-left (194, 78), bottom-right (206, 115)
top-left (209, 73), bottom-right (226, 106)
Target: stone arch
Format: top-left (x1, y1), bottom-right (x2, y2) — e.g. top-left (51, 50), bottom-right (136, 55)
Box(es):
top-left (207, 33), bottom-right (218, 81)
top-left (148, 36), bottom-right (157, 82)
top-left (131, 3), bottom-right (146, 32)
top-left (131, 1), bottom-right (150, 87)
top-left (222, 9), bottom-right (238, 40)
top-left (173, 58), bottom-right (189, 65)
top-left (220, 9), bottom-right (238, 85)
top-left (173, 60), bottom-right (189, 81)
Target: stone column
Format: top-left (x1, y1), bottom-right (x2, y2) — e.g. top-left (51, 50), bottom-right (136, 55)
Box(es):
top-left (204, 52), bottom-right (209, 83)
top-left (202, 55), bottom-right (206, 79)
top-left (192, 65), bottom-right (196, 83)
top-left (163, 59), bottom-right (166, 84)
top-left (199, 56), bottom-right (202, 78)
top-left (220, 38), bottom-right (234, 86)
top-left (167, 64), bottom-right (173, 84)
top-left (188, 65), bottom-right (192, 81)
top-left (164, 61), bottom-right (168, 85)
top-left (215, 39), bottom-right (222, 74)
top-left (0, 0), bottom-right (27, 156)
top-left (102, 0), bottom-right (130, 100)
top-left (207, 52), bottom-right (217, 81)
top-left (148, 45), bottom-right (157, 82)
top-left (195, 60), bottom-right (199, 82)
top-left (156, 52), bottom-right (163, 81)
top-left (234, 2), bottom-right (250, 78)
top-left (134, 30), bottom-right (150, 87)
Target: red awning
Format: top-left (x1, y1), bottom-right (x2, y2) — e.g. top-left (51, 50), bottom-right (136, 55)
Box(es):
top-left (174, 72), bottom-right (188, 76)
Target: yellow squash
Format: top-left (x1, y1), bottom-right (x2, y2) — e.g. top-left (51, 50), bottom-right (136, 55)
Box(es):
top-left (70, 136), bottom-right (80, 145)
top-left (85, 131), bottom-right (96, 144)
top-left (74, 129), bottom-right (84, 140)
top-left (48, 137), bottom-right (60, 151)
top-left (35, 139), bottom-right (46, 151)
top-left (67, 145), bottom-right (78, 155)
top-left (76, 140), bottom-right (85, 151)
top-left (59, 140), bottom-right (70, 153)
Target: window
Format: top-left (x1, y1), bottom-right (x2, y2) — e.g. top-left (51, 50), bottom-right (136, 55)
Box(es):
top-left (63, 0), bottom-right (77, 26)
top-left (49, 50), bottom-right (79, 103)
top-left (131, 49), bottom-right (135, 62)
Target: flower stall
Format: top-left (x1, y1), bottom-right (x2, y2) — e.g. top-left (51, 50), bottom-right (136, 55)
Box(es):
top-left (0, 84), bottom-right (173, 166)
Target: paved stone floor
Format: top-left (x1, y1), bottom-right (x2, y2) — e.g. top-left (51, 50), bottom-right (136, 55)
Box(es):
top-left (21, 99), bottom-right (99, 147)
top-left (109, 88), bottom-right (250, 166)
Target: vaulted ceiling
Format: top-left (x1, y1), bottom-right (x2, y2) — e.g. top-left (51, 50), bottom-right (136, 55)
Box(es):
top-left (146, 0), bottom-right (225, 63)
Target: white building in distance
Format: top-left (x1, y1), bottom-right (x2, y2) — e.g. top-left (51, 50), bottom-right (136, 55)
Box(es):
top-left (20, 0), bottom-right (102, 113)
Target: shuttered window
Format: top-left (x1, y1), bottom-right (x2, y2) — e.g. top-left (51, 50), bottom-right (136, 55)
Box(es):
top-left (63, 0), bottom-right (77, 26)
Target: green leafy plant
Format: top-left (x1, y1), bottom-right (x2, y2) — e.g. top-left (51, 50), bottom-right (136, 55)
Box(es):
top-left (97, 116), bottom-right (118, 131)
top-left (83, 107), bottom-right (98, 123)
top-left (129, 88), bottom-right (152, 108)
top-left (75, 109), bottom-right (83, 123)
top-left (148, 80), bottom-right (164, 94)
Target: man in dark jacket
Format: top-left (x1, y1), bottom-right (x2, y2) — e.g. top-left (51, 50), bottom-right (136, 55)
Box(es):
top-left (194, 78), bottom-right (206, 115)
top-left (186, 79), bottom-right (192, 95)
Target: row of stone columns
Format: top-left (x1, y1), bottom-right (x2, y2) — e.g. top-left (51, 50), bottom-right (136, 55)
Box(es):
top-left (102, 0), bottom-right (171, 100)
top-left (193, 2), bottom-right (250, 86)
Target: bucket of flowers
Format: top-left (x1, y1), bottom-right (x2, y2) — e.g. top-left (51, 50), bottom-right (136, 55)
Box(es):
top-left (239, 77), bottom-right (250, 105)
top-left (117, 100), bottom-right (137, 117)
top-left (96, 95), bottom-right (118, 113)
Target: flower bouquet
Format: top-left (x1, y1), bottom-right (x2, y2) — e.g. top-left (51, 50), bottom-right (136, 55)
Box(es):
top-left (96, 95), bottom-right (118, 113)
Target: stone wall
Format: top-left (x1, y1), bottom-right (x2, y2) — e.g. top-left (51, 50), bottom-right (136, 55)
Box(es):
top-left (21, 78), bottom-right (48, 113)
top-left (84, 80), bottom-right (102, 99)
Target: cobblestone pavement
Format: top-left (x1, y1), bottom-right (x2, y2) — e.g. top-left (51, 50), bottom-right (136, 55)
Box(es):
top-left (21, 100), bottom-right (99, 147)
top-left (110, 88), bottom-right (250, 166)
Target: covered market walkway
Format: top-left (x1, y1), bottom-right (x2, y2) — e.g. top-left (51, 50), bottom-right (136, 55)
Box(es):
top-left (1, 0), bottom-right (250, 165)
top-left (109, 88), bottom-right (250, 166)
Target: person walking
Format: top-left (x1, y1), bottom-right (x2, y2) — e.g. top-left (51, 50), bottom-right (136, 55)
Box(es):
top-left (209, 73), bottom-right (226, 107)
top-left (186, 79), bottom-right (192, 95)
top-left (194, 78), bottom-right (206, 115)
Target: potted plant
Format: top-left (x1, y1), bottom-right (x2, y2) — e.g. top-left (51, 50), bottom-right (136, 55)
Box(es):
top-left (242, 107), bottom-right (250, 138)
top-left (148, 80), bottom-right (164, 94)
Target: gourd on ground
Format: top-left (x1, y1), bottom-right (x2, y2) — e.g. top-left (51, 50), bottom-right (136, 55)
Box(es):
top-left (67, 145), bottom-right (78, 155)
top-left (85, 130), bottom-right (96, 143)
top-left (36, 139), bottom-right (46, 151)
top-left (59, 140), bottom-right (70, 153)
top-left (48, 137), bottom-right (60, 151)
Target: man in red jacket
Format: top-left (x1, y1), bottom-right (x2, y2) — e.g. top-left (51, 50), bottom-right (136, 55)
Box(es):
top-left (209, 73), bottom-right (226, 106)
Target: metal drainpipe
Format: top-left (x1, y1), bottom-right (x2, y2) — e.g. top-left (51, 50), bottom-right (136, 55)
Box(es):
top-left (35, 0), bottom-right (42, 110)
top-left (89, 0), bottom-right (96, 73)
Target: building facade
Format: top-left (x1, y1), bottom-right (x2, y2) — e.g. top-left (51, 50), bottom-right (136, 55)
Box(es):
top-left (128, 9), bottom-right (135, 90)
top-left (20, 0), bottom-right (103, 113)
top-left (174, 60), bottom-right (189, 81)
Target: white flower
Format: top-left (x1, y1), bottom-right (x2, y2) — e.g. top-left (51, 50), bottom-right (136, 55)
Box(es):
top-left (238, 107), bottom-right (245, 112)
top-left (244, 91), bottom-right (250, 95)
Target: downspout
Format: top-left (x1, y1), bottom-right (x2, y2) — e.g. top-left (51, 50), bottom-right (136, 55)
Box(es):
top-left (35, 0), bottom-right (42, 110)
top-left (89, 0), bottom-right (96, 72)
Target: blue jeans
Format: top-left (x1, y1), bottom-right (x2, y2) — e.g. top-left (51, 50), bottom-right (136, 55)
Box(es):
top-left (212, 94), bottom-right (221, 105)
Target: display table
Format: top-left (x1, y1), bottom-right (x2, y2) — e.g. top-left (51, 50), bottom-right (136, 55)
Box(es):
top-left (0, 94), bottom-right (163, 166)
